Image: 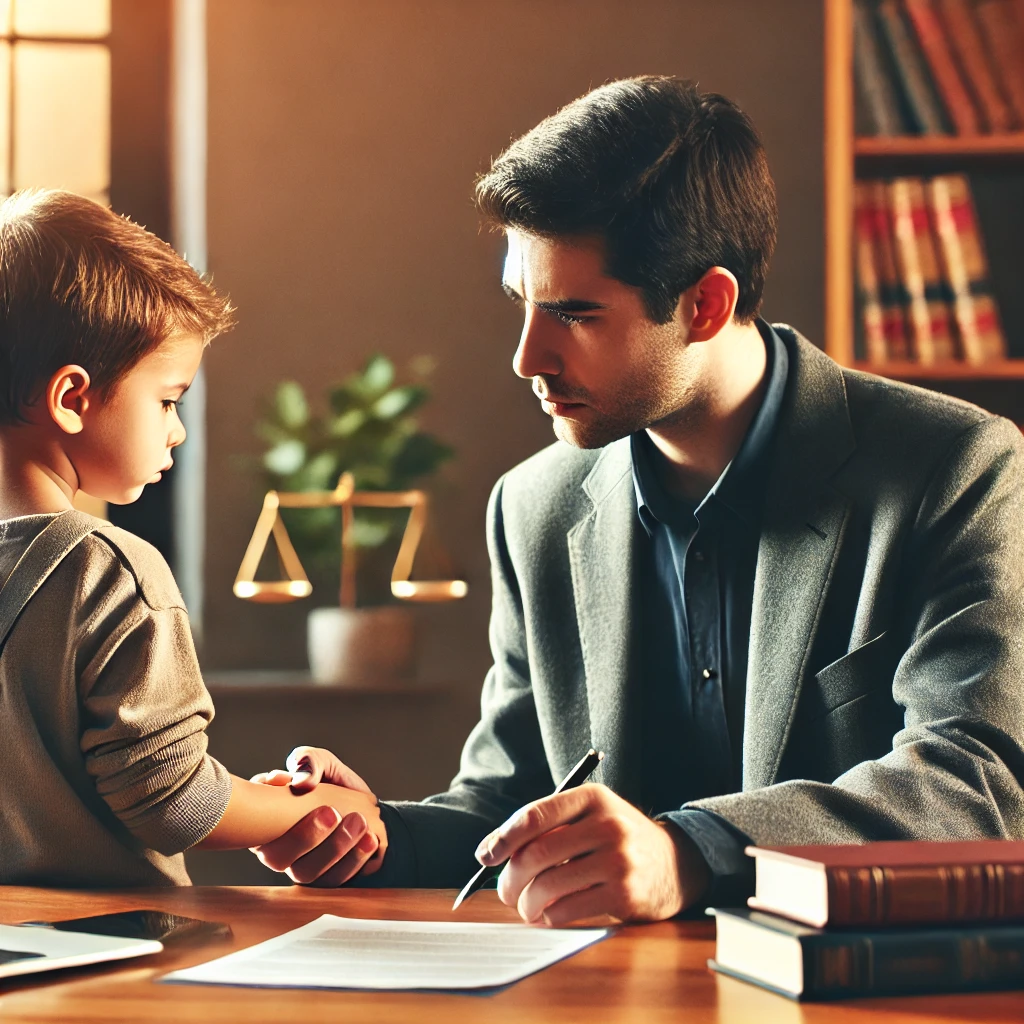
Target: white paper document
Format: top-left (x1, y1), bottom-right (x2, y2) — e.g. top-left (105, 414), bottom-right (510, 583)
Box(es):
top-left (163, 914), bottom-right (609, 991)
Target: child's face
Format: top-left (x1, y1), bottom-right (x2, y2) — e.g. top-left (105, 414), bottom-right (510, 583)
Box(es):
top-left (72, 332), bottom-right (206, 504)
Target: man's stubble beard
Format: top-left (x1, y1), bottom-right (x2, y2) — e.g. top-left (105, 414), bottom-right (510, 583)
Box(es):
top-left (547, 347), bottom-right (708, 450)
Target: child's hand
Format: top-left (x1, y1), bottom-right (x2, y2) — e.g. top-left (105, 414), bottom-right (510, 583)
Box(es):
top-left (249, 746), bottom-right (385, 886)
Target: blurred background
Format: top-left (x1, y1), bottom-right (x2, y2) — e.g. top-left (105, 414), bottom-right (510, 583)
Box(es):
top-left (43, 0), bottom-right (1007, 882)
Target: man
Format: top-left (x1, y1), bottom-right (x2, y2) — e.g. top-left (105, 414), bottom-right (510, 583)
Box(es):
top-left (250, 77), bottom-right (1024, 924)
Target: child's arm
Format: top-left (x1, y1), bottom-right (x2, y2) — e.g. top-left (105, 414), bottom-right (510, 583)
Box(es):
top-left (194, 775), bottom-right (387, 852)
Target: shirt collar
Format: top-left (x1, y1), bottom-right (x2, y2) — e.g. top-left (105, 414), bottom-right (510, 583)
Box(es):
top-left (631, 319), bottom-right (789, 534)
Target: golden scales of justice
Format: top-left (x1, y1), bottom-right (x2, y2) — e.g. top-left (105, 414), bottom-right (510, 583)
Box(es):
top-left (233, 473), bottom-right (468, 608)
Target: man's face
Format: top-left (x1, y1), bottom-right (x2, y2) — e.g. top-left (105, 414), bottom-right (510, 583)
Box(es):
top-left (71, 332), bottom-right (205, 504)
top-left (502, 231), bottom-right (700, 449)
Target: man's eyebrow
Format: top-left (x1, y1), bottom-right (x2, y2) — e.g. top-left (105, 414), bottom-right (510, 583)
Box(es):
top-left (500, 282), bottom-right (606, 313)
top-left (171, 382), bottom-right (192, 395)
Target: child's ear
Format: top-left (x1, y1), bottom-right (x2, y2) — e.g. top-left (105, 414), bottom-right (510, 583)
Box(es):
top-left (46, 365), bottom-right (92, 435)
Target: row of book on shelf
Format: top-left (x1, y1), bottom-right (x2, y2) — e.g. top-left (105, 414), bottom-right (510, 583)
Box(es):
top-left (709, 839), bottom-right (1024, 1000)
top-left (855, 173), bottom-right (1007, 364)
top-left (856, 0), bottom-right (1024, 136)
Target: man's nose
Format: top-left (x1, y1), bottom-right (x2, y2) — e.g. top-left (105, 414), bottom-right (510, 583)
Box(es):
top-left (512, 307), bottom-right (561, 380)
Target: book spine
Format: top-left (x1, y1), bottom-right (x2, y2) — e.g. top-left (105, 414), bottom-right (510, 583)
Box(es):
top-left (869, 180), bottom-right (912, 359)
top-left (888, 178), bottom-right (937, 361)
top-left (935, 0), bottom-right (1018, 131)
top-left (876, 0), bottom-right (953, 133)
top-left (855, 0), bottom-right (910, 133)
top-left (855, 183), bottom-right (894, 363)
top-left (905, 0), bottom-right (983, 133)
top-left (927, 174), bottom-right (1007, 361)
top-left (975, 0), bottom-right (1024, 124)
top-left (825, 860), bottom-right (1024, 926)
top-left (908, 177), bottom-right (958, 359)
top-left (804, 925), bottom-right (1024, 998)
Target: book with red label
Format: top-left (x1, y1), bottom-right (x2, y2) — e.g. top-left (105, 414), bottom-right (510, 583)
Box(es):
top-left (867, 180), bottom-right (912, 359)
top-left (854, 183), bottom-right (891, 363)
top-left (975, 0), bottom-right (1024, 125)
top-left (935, 0), bottom-right (1018, 131)
top-left (746, 839), bottom-right (1024, 928)
top-left (887, 178), bottom-right (957, 362)
top-left (925, 173), bottom-right (1007, 361)
top-left (905, 0), bottom-right (983, 133)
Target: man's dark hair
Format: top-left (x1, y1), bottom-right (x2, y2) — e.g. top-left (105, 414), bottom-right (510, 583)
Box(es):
top-left (475, 77), bottom-right (778, 325)
top-left (0, 189), bottom-right (235, 425)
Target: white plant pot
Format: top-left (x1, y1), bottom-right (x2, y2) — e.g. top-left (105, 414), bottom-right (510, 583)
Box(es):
top-left (307, 605), bottom-right (417, 686)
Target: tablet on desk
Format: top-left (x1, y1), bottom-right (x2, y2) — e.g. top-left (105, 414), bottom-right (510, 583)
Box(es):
top-left (0, 923), bottom-right (162, 981)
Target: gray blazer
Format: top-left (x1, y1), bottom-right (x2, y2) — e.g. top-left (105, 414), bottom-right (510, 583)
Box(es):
top-left (378, 326), bottom-right (1024, 887)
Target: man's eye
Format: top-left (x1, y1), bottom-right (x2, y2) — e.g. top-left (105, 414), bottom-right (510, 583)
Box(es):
top-left (162, 399), bottom-right (179, 410)
top-left (552, 310), bottom-right (586, 326)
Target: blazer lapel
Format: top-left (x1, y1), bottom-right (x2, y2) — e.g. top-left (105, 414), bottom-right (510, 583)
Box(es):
top-left (744, 329), bottom-right (857, 790)
top-left (567, 438), bottom-right (642, 803)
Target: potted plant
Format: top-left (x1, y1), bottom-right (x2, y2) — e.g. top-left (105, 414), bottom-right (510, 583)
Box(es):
top-left (255, 354), bottom-right (454, 684)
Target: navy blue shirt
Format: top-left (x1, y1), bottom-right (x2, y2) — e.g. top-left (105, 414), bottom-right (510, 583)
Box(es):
top-left (631, 321), bottom-right (789, 902)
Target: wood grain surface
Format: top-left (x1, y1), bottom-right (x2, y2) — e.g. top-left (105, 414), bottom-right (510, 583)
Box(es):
top-left (0, 886), bottom-right (1022, 1022)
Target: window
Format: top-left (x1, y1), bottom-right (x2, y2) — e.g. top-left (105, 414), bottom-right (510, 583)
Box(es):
top-left (0, 0), bottom-right (110, 204)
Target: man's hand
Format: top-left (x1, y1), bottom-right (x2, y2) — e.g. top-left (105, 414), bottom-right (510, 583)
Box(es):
top-left (475, 784), bottom-right (711, 926)
top-left (249, 746), bottom-right (386, 887)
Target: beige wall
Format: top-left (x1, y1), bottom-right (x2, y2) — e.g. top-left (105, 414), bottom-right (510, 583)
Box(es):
top-left (198, 0), bottom-right (824, 827)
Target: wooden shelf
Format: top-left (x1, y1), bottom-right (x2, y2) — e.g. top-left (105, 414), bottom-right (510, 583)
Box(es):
top-left (851, 360), bottom-right (1024, 382)
top-left (855, 134), bottom-right (1024, 159)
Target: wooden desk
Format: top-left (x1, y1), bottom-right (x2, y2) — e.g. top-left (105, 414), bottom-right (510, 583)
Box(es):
top-left (1, 886), bottom-right (1022, 1023)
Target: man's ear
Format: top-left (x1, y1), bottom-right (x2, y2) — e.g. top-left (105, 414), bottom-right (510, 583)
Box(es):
top-left (683, 267), bottom-right (740, 341)
top-left (46, 365), bottom-right (92, 435)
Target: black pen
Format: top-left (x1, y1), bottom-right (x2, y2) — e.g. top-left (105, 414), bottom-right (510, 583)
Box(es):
top-left (451, 748), bottom-right (605, 911)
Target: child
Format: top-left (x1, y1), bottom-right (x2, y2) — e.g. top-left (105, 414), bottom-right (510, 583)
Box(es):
top-left (0, 189), bottom-right (385, 887)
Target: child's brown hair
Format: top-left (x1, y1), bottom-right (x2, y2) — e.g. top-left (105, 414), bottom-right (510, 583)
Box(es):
top-left (0, 189), bottom-right (235, 424)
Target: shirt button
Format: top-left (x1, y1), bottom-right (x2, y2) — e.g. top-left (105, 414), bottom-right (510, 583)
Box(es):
top-left (702, 668), bottom-right (717, 680)
top-left (693, 550), bottom-right (705, 562)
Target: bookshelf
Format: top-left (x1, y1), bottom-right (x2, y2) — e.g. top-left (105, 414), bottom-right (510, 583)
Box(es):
top-left (824, 0), bottom-right (1024, 383)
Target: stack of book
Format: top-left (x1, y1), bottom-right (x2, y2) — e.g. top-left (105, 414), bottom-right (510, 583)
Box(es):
top-left (854, 173), bottom-right (1007, 364)
top-left (709, 840), bottom-right (1024, 1000)
top-left (856, 0), bottom-right (1024, 136)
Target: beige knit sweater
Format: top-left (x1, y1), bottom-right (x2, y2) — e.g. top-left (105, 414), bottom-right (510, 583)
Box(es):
top-left (0, 514), bottom-right (231, 887)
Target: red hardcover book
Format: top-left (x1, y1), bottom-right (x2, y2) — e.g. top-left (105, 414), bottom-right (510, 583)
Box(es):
top-left (975, 0), bottom-right (1024, 125)
top-left (868, 180), bottom-right (912, 359)
top-left (926, 174), bottom-right (1007, 361)
top-left (747, 840), bottom-right (1024, 928)
top-left (936, 0), bottom-right (1018, 130)
top-left (854, 182), bottom-right (892, 363)
top-left (905, 0), bottom-right (983, 133)
top-left (888, 178), bottom-right (942, 361)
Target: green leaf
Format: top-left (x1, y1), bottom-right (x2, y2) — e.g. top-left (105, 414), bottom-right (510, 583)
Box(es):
top-left (263, 439), bottom-right (306, 475)
top-left (359, 354), bottom-right (394, 397)
top-left (329, 409), bottom-right (367, 437)
top-left (392, 433), bottom-right (453, 481)
top-left (274, 381), bottom-right (309, 429)
top-left (298, 450), bottom-right (339, 489)
top-left (350, 518), bottom-right (392, 548)
top-left (371, 385), bottom-right (427, 420)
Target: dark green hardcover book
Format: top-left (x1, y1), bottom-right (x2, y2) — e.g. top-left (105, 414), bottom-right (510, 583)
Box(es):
top-left (855, 0), bottom-right (909, 134)
top-left (709, 908), bottom-right (1024, 1001)
top-left (874, 0), bottom-right (951, 134)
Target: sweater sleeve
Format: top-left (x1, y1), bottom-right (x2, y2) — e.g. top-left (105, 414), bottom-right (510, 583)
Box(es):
top-left (76, 532), bottom-right (231, 856)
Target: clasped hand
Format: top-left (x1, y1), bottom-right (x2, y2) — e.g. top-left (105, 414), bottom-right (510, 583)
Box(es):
top-left (250, 747), bottom-right (711, 925)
